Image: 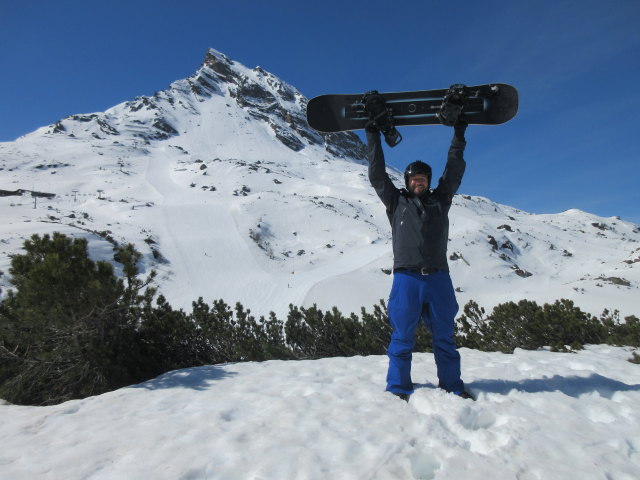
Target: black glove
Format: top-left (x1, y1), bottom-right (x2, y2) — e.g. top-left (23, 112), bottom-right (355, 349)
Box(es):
top-left (362, 91), bottom-right (393, 131)
top-left (362, 91), bottom-right (402, 146)
top-left (438, 84), bottom-right (467, 127)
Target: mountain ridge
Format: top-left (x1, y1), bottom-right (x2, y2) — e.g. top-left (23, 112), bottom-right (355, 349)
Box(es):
top-left (1, 48), bottom-right (638, 318)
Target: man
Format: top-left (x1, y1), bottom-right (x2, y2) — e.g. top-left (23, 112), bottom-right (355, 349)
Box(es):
top-left (365, 110), bottom-right (473, 402)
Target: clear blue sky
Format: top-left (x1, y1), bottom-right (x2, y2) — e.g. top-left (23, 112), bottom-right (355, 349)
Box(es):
top-left (1, 0), bottom-right (639, 223)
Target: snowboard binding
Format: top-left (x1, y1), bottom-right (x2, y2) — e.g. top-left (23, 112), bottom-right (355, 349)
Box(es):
top-left (437, 84), bottom-right (468, 126)
top-left (361, 90), bottom-right (402, 147)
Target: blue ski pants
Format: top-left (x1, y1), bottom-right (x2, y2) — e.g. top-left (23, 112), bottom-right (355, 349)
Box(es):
top-left (386, 270), bottom-right (464, 395)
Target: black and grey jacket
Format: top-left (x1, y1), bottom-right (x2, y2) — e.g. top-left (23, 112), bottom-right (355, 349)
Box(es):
top-left (366, 130), bottom-right (466, 272)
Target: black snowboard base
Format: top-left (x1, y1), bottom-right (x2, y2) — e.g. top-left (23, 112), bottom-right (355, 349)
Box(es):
top-left (306, 83), bottom-right (518, 133)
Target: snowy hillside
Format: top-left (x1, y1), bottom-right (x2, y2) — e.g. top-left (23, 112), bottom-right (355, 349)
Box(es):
top-left (1, 345), bottom-right (638, 479)
top-left (1, 48), bottom-right (638, 319)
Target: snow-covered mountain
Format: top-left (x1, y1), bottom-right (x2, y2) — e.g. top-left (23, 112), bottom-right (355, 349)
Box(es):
top-left (1, 48), bottom-right (638, 319)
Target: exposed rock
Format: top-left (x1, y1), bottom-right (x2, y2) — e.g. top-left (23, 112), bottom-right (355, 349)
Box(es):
top-left (202, 50), bottom-right (237, 83)
top-left (598, 276), bottom-right (631, 287)
top-left (152, 118), bottom-right (178, 139)
top-left (512, 265), bottom-right (533, 278)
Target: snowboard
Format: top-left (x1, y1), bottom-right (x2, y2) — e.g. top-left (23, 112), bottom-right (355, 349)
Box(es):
top-left (306, 83), bottom-right (518, 133)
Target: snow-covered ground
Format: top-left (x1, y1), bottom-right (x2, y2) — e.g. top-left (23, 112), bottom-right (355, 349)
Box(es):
top-left (1, 345), bottom-right (638, 479)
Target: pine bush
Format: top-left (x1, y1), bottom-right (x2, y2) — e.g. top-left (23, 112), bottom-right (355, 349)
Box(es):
top-left (1, 232), bottom-right (638, 406)
top-left (0, 234), bottom-right (150, 404)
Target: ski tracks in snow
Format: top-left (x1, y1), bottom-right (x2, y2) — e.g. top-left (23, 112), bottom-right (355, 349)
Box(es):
top-left (143, 149), bottom-right (390, 317)
top-left (144, 149), bottom-right (275, 309)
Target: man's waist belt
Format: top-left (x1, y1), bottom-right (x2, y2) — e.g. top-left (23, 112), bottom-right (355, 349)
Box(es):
top-left (393, 267), bottom-right (439, 275)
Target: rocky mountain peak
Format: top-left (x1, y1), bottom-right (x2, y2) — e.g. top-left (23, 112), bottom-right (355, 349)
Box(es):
top-left (194, 48), bottom-right (365, 158)
top-left (38, 48), bottom-right (365, 160)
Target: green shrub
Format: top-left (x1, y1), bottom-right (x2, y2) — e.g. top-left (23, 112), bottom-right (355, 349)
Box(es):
top-left (598, 310), bottom-right (640, 347)
top-left (455, 298), bottom-right (635, 353)
top-left (0, 233), bottom-right (151, 405)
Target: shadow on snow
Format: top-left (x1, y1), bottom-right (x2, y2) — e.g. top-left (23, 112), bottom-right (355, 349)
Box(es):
top-left (468, 373), bottom-right (640, 399)
top-left (129, 365), bottom-right (237, 391)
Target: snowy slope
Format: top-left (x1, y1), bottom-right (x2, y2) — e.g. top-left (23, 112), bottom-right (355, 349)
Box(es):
top-left (1, 48), bottom-right (638, 319)
top-left (1, 346), bottom-right (638, 479)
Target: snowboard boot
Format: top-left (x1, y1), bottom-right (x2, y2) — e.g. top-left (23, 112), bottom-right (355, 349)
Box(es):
top-left (454, 390), bottom-right (476, 401)
top-left (391, 392), bottom-right (411, 402)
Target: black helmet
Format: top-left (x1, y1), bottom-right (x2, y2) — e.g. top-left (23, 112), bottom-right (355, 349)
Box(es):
top-left (404, 161), bottom-right (432, 189)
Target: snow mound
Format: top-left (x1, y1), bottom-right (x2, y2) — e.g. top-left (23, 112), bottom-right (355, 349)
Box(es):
top-left (1, 345), bottom-right (638, 479)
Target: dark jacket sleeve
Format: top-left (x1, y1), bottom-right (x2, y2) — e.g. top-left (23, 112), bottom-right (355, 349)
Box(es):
top-left (433, 133), bottom-right (466, 202)
top-left (366, 131), bottom-right (400, 212)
